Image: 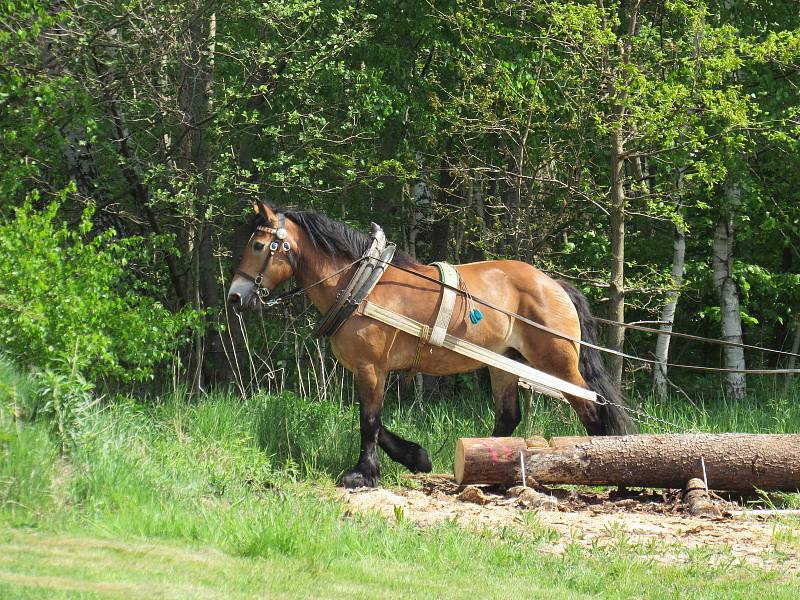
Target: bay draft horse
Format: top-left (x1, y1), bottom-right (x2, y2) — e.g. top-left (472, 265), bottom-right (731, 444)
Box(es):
top-left (228, 203), bottom-right (635, 488)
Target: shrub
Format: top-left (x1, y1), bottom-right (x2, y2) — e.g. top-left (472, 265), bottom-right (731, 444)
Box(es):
top-left (0, 199), bottom-right (197, 383)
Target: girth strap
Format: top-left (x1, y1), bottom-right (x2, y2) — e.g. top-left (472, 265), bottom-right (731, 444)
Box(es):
top-left (428, 262), bottom-right (460, 347)
top-left (404, 262), bottom-right (461, 384)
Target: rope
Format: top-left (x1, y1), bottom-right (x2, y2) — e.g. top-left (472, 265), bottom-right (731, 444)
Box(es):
top-left (253, 252), bottom-right (800, 375)
top-left (371, 258), bottom-right (800, 375)
top-left (592, 316), bottom-right (800, 360)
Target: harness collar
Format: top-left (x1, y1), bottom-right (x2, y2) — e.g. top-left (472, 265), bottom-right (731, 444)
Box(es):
top-left (312, 223), bottom-right (394, 338)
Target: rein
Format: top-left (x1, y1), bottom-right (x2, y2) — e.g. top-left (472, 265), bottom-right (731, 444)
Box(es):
top-left (251, 257), bottom-right (367, 308)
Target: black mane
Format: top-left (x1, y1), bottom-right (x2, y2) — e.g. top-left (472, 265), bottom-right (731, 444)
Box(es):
top-left (254, 208), bottom-right (419, 267)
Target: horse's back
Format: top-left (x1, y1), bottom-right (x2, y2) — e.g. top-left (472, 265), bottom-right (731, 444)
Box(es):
top-left (455, 258), bottom-right (580, 341)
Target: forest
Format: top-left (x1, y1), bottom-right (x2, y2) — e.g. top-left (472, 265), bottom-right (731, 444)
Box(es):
top-left (1, 1), bottom-right (800, 596)
top-left (1, 0), bottom-right (799, 401)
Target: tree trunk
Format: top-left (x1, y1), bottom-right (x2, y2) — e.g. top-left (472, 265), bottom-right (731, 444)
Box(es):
top-left (454, 434), bottom-right (800, 490)
top-left (785, 316), bottom-right (800, 392)
top-left (605, 0), bottom-right (640, 393)
top-left (654, 203), bottom-right (686, 400)
top-left (712, 180), bottom-right (746, 399)
top-left (431, 154), bottom-right (455, 262)
top-left (607, 127), bottom-right (626, 392)
top-left (179, 8), bottom-right (216, 392)
top-left (408, 175), bottom-right (431, 397)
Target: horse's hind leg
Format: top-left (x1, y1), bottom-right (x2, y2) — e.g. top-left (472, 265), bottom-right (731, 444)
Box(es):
top-left (517, 338), bottom-right (605, 435)
top-left (489, 367), bottom-right (522, 436)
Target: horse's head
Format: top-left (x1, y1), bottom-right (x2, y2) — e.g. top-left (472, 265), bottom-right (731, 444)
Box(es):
top-left (228, 202), bottom-right (298, 312)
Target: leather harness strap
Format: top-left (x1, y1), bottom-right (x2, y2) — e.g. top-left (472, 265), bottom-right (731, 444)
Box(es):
top-left (312, 223), bottom-right (396, 338)
top-left (404, 262), bottom-right (461, 384)
top-left (428, 262), bottom-right (460, 347)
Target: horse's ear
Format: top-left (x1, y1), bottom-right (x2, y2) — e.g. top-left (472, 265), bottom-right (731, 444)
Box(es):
top-left (252, 201), bottom-right (260, 215)
top-left (256, 201), bottom-right (278, 224)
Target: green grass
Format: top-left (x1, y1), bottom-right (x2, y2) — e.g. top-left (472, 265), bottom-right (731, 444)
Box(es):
top-left (2, 359), bottom-right (800, 598)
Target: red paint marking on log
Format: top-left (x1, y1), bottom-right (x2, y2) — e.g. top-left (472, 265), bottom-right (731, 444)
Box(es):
top-left (478, 439), bottom-right (500, 463)
top-left (494, 440), bottom-right (514, 460)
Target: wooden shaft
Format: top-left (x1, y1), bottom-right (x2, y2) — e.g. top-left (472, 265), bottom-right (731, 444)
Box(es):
top-left (454, 434), bottom-right (800, 491)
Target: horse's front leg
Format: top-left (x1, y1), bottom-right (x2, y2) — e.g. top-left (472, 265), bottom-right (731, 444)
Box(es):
top-left (341, 364), bottom-right (386, 488)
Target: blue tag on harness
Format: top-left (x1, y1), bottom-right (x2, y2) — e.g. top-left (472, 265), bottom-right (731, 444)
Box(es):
top-left (469, 309), bottom-right (483, 324)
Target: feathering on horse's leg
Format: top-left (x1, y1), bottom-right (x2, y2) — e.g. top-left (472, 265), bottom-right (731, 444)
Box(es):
top-left (341, 365), bottom-right (386, 488)
top-left (378, 426), bottom-right (432, 473)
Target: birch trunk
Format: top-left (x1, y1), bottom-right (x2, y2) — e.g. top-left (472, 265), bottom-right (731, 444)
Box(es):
top-left (653, 202), bottom-right (686, 400)
top-left (712, 180), bottom-right (746, 399)
top-left (607, 127), bottom-right (626, 392)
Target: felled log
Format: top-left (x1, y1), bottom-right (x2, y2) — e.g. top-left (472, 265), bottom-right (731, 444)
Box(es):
top-left (453, 434), bottom-right (800, 491)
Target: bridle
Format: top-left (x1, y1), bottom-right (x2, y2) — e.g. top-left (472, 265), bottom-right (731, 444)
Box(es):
top-left (235, 212), bottom-right (298, 304)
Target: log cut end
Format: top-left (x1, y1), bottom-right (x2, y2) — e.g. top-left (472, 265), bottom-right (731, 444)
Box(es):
top-left (684, 478), bottom-right (721, 517)
top-left (454, 437), bottom-right (531, 485)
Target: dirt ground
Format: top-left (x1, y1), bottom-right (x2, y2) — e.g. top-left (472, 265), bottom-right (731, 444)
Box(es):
top-left (338, 475), bottom-right (800, 572)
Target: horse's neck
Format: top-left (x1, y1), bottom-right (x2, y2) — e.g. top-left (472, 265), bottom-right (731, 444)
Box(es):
top-left (295, 246), bottom-right (355, 314)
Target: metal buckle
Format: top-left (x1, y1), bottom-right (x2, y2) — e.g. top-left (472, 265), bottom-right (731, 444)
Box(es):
top-left (256, 285), bottom-right (270, 304)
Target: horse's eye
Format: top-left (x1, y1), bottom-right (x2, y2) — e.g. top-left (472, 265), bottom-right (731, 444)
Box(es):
top-left (253, 241), bottom-right (265, 252)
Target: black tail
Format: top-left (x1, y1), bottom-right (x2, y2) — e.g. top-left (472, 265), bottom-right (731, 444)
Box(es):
top-left (558, 281), bottom-right (637, 435)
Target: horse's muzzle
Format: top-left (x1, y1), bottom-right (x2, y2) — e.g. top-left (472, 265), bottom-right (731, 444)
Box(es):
top-left (228, 279), bottom-right (258, 313)
top-left (228, 292), bottom-right (244, 313)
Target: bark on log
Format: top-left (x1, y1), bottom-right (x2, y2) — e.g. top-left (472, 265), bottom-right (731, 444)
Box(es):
top-left (454, 434), bottom-right (800, 491)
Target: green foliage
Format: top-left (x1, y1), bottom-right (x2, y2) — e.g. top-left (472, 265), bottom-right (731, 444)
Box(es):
top-left (0, 199), bottom-right (197, 383)
top-left (0, 0), bottom-right (799, 394)
top-left (31, 363), bottom-right (96, 456)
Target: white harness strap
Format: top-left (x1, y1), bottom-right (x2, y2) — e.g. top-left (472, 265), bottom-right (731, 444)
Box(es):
top-left (428, 262), bottom-right (459, 347)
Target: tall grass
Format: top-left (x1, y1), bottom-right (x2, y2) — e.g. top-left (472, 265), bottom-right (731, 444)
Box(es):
top-left (3, 356), bottom-right (800, 595)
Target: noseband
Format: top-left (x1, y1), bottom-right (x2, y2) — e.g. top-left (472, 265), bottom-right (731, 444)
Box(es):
top-left (235, 212), bottom-right (298, 304)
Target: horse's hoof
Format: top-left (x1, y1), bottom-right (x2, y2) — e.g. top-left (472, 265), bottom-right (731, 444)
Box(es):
top-left (341, 469), bottom-right (379, 489)
top-left (411, 447), bottom-right (433, 473)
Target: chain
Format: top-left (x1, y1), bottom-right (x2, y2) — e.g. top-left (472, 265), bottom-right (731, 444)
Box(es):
top-left (594, 393), bottom-right (688, 433)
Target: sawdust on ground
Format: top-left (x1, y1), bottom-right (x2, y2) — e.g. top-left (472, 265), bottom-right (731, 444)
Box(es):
top-left (337, 475), bottom-right (800, 572)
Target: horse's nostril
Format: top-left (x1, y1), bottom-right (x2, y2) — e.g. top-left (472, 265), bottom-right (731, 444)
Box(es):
top-left (228, 293), bottom-right (242, 308)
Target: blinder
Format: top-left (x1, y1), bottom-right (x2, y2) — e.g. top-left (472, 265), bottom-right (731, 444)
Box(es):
top-left (235, 212), bottom-right (297, 303)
